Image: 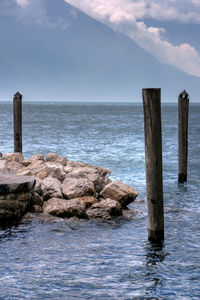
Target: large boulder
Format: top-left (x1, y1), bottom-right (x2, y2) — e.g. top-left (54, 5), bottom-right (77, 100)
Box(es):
top-left (71, 196), bottom-right (97, 208)
top-left (3, 153), bottom-right (24, 163)
top-left (86, 198), bottom-right (122, 220)
top-left (17, 159), bottom-right (44, 176)
top-left (6, 161), bottom-right (24, 172)
top-left (65, 166), bottom-right (111, 193)
top-left (30, 154), bottom-right (44, 162)
top-left (62, 177), bottom-right (97, 199)
top-left (66, 160), bottom-right (90, 168)
top-left (0, 174), bottom-right (35, 225)
top-left (41, 177), bottom-right (63, 200)
top-left (43, 198), bottom-right (86, 218)
top-left (46, 153), bottom-right (68, 166)
top-left (21, 154), bottom-right (44, 167)
top-left (100, 180), bottom-right (138, 208)
top-left (44, 163), bottom-right (66, 182)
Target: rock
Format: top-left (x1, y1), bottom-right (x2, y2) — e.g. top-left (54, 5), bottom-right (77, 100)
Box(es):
top-left (43, 198), bottom-right (86, 218)
top-left (20, 154), bottom-right (44, 167)
top-left (0, 174), bottom-right (35, 194)
top-left (35, 166), bottom-right (50, 180)
top-left (0, 174), bottom-right (35, 225)
top-left (64, 166), bottom-right (73, 174)
top-left (17, 159), bottom-right (44, 177)
top-left (41, 177), bottom-right (63, 200)
top-left (45, 162), bottom-right (66, 182)
top-left (62, 177), bottom-right (96, 199)
top-left (3, 153), bottom-right (24, 163)
top-left (0, 152), bottom-right (2, 158)
top-left (100, 180), bottom-right (138, 208)
top-left (86, 198), bottom-right (122, 220)
top-left (71, 196), bottom-right (97, 208)
top-left (31, 192), bottom-right (44, 207)
top-left (67, 160), bottom-right (90, 168)
top-left (21, 159), bottom-right (32, 167)
top-left (0, 160), bottom-right (7, 171)
top-left (6, 161), bottom-right (24, 172)
top-left (31, 205), bottom-right (43, 213)
top-left (30, 154), bottom-right (44, 162)
top-left (46, 153), bottom-right (67, 166)
top-left (122, 208), bottom-right (142, 220)
top-left (65, 166), bottom-right (111, 193)
top-left (34, 178), bottom-right (43, 195)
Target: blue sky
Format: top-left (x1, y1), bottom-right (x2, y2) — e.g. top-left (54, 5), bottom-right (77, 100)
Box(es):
top-left (0, 0), bottom-right (200, 101)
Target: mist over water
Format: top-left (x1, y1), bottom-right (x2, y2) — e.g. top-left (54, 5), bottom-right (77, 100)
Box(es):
top-left (0, 102), bottom-right (199, 299)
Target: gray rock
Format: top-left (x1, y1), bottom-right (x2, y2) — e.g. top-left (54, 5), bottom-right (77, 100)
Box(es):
top-left (21, 159), bottom-right (32, 167)
top-left (0, 160), bottom-right (7, 171)
top-left (122, 208), bottom-right (142, 220)
top-left (41, 177), bottom-right (63, 200)
top-left (17, 159), bottom-right (44, 177)
top-left (46, 153), bottom-right (67, 166)
top-left (31, 205), bottom-right (43, 213)
top-left (65, 166), bottom-right (111, 193)
top-left (31, 192), bottom-right (44, 207)
top-left (0, 174), bottom-right (35, 225)
top-left (3, 153), bottom-right (24, 163)
top-left (86, 198), bottom-right (122, 220)
top-left (34, 178), bottom-right (43, 195)
top-left (30, 154), bottom-right (44, 162)
top-left (6, 161), bottom-right (24, 172)
top-left (43, 198), bottom-right (86, 218)
top-left (62, 177), bottom-right (96, 199)
top-left (45, 162), bottom-right (66, 182)
top-left (0, 174), bottom-right (35, 194)
top-left (100, 180), bottom-right (138, 208)
top-left (70, 196), bottom-right (97, 208)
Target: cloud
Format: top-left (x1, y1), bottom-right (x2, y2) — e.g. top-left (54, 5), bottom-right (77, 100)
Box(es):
top-left (65, 0), bottom-right (200, 77)
top-left (0, 0), bottom-right (69, 30)
top-left (15, 0), bottom-right (29, 7)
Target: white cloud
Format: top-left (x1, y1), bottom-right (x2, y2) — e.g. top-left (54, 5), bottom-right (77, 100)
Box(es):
top-left (65, 0), bottom-right (200, 77)
top-left (0, 0), bottom-right (69, 30)
top-left (15, 0), bottom-right (29, 7)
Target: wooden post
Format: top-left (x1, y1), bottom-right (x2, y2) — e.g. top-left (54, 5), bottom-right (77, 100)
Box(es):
top-left (13, 91), bottom-right (22, 153)
top-left (142, 88), bottom-right (164, 242)
top-left (178, 90), bottom-right (189, 183)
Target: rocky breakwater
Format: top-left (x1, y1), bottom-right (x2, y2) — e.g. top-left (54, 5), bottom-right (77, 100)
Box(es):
top-left (0, 152), bottom-right (139, 222)
top-left (0, 172), bottom-right (35, 225)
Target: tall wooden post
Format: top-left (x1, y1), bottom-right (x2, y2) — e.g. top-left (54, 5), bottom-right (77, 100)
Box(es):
top-left (142, 88), bottom-right (164, 242)
top-left (178, 90), bottom-right (189, 183)
top-left (13, 91), bottom-right (22, 153)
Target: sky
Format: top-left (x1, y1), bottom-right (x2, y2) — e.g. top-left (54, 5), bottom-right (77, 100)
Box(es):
top-left (0, 0), bottom-right (200, 101)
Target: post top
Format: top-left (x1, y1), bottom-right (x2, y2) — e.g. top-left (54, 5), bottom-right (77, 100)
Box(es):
top-left (179, 89), bottom-right (189, 100)
top-left (13, 91), bottom-right (22, 99)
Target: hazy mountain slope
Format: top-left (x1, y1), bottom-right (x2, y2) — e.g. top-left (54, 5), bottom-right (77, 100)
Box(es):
top-left (0, 0), bottom-right (199, 101)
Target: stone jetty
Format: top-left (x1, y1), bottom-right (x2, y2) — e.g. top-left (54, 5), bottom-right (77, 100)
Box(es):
top-left (0, 152), bottom-right (139, 226)
top-left (0, 172), bottom-right (35, 225)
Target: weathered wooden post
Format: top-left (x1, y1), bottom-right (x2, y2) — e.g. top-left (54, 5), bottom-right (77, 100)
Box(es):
top-left (142, 88), bottom-right (164, 242)
top-left (13, 91), bottom-right (22, 153)
top-left (178, 90), bottom-right (189, 183)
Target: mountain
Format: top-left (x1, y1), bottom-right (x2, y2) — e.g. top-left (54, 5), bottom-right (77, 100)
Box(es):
top-left (0, 0), bottom-right (199, 101)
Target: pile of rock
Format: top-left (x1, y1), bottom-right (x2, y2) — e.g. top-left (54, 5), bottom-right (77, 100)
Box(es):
top-left (0, 152), bottom-right (138, 221)
top-left (0, 173), bottom-right (35, 225)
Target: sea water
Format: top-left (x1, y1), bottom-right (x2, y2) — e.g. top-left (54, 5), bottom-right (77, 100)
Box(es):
top-left (0, 102), bottom-right (199, 299)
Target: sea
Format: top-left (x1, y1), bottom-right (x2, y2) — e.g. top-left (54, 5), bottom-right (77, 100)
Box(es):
top-left (0, 102), bottom-right (199, 299)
